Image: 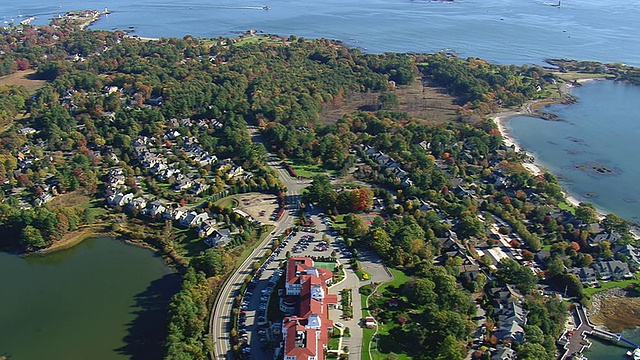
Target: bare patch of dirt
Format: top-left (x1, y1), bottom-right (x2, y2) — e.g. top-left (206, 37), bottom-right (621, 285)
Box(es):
top-left (232, 192), bottom-right (280, 225)
top-left (0, 70), bottom-right (46, 93)
top-left (319, 81), bottom-right (458, 124)
top-left (591, 296), bottom-right (640, 332)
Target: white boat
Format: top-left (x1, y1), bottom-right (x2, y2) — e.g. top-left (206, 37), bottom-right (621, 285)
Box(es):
top-left (627, 348), bottom-right (640, 360)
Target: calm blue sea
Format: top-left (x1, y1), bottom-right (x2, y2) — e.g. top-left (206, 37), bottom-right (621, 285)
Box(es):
top-left (1, 0), bottom-right (640, 66)
top-left (509, 80), bottom-right (640, 222)
top-left (2, 2), bottom-right (640, 358)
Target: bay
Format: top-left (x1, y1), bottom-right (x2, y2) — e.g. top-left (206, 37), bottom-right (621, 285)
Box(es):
top-left (508, 80), bottom-right (640, 222)
top-left (1, 0), bottom-right (639, 66)
top-left (586, 328), bottom-right (640, 359)
top-left (0, 237), bottom-right (180, 359)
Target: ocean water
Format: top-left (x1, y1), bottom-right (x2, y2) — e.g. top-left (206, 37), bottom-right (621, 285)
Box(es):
top-left (1, 0), bottom-right (639, 66)
top-left (508, 80), bottom-right (640, 222)
top-left (586, 328), bottom-right (640, 359)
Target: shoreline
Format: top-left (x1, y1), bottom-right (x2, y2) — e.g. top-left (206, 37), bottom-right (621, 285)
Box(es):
top-left (589, 287), bottom-right (640, 333)
top-left (490, 78), bottom-right (604, 210)
top-left (28, 223), bottom-right (111, 256)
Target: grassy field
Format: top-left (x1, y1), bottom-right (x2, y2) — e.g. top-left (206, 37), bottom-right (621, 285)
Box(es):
top-left (328, 333), bottom-right (341, 350)
top-left (234, 35), bottom-right (282, 47)
top-left (314, 261), bottom-right (337, 271)
top-left (215, 196), bottom-right (239, 210)
top-left (558, 200), bottom-right (575, 214)
top-left (360, 269), bottom-right (413, 360)
top-left (0, 70), bottom-right (46, 93)
top-left (378, 268), bottom-right (410, 294)
top-left (584, 277), bottom-right (640, 298)
top-left (48, 191), bottom-right (108, 221)
top-left (173, 227), bottom-right (208, 258)
top-left (320, 81), bottom-right (458, 125)
top-left (286, 157), bottom-right (337, 178)
top-left (555, 72), bottom-right (615, 82)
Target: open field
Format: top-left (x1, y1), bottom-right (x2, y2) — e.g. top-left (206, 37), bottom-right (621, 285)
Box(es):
top-left (554, 71), bottom-right (615, 82)
top-left (320, 81), bottom-right (458, 124)
top-left (48, 190), bottom-right (93, 208)
top-left (0, 70), bottom-right (45, 93)
top-left (286, 157), bottom-right (338, 178)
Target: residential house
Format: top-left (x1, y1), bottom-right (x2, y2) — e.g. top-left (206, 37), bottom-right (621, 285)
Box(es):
top-left (614, 244), bottom-right (640, 269)
top-left (107, 192), bottom-right (133, 207)
top-left (198, 219), bottom-right (218, 238)
top-left (189, 179), bottom-right (210, 195)
top-left (589, 231), bottom-right (622, 248)
top-left (145, 200), bottom-right (166, 218)
top-left (173, 177), bottom-right (193, 191)
top-left (592, 260), bottom-right (633, 280)
top-left (128, 197), bottom-right (147, 211)
top-left (495, 320), bottom-right (525, 344)
top-left (452, 185), bottom-right (476, 198)
top-left (567, 267), bottom-right (598, 286)
top-left (34, 193), bottom-right (53, 207)
top-left (491, 346), bottom-right (517, 360)
top-left (163, 207), bottom-right (187, 221)
top-left (180, 211), bottom-right (210, 228)
top-left (205, 228), bottom-right (232, 247)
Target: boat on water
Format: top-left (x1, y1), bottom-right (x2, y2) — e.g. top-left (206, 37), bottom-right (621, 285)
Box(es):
top-left (262, 6), bottom-right (271, 10)
top-left (626, 348), bottom-right (640, 360)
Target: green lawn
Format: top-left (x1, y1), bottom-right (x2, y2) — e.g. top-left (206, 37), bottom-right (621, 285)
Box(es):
top-left (558, 201), bottom-right (575, 214)
top-left (332, 214), bottom-right (347, 229)
top-left (354, 260), bottom-right (371, 281)
top-left (360, 269), bottom-right (413, 360)
top-left (329, 333), bottom-right (341, 350)
top-left (584, 277), bottom-right (640, 298)
top-left (378, 268), bottom-right (410, 293)
top-left (286, 157), bottom-right (338, 178)
top-left (215, 196), bottom-right (238, 210)
top-left (234, 35), bottom-right (282, 47)
top-left (173, 228), bottom-right (208, 258)
top-left (314, 261), bottom-right (337, 271)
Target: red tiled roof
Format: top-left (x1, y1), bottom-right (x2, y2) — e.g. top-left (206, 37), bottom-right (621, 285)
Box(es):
top-left (284, 258), bottom-right (335, 360)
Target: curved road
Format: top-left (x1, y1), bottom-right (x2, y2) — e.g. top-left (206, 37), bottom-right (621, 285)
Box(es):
top-left (210, 133), bottom-right (309, 360)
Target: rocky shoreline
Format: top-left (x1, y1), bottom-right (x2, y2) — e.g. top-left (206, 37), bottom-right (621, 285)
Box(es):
top-left (589, 287), bottom-right (640, 333)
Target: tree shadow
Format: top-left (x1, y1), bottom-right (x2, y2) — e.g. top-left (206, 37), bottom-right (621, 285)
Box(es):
top-left (115, 272), bottom-right (182, 359)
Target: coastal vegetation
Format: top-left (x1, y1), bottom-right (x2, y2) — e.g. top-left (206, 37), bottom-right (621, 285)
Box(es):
top-left (1, 13), bottom-right (640, 360)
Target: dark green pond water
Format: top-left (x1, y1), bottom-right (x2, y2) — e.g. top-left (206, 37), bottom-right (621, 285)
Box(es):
top-left (0, 236), bottom-right (180, 359)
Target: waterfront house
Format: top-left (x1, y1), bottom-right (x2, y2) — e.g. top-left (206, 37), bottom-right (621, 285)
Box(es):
top-left (592, 260), bottom-right (633, 280)
top-left (567, 267), bottom-right (598, 286)
top-left (614, 244), bottom-right (640, 269)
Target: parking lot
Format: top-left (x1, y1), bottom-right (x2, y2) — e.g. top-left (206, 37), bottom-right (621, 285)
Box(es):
top-left (235, 212), bottom-right (357, 360)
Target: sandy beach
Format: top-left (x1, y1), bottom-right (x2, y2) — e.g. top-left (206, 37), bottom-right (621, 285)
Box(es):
top-left (490, 79), bottom-right (601, 209)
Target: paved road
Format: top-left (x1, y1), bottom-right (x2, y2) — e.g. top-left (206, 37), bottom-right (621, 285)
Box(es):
top-left (210, 132), bottom-right (307, 360)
